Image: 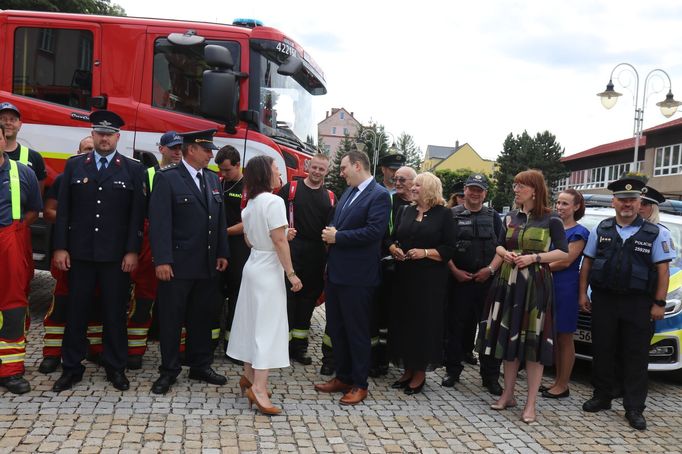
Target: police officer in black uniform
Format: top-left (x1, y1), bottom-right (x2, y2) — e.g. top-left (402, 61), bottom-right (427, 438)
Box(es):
top-left (580, 177), bottom-right (676, 430)
top-left (52, 110), bottom-right (146, 392)
top-left (442, 174), bottom-right (504, 395)
top-left (215, 145), bottom-right (248, 362)
top-left (149, 129), bottom-right (229, 395)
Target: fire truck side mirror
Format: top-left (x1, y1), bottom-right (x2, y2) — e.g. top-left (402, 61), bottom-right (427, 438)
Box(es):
top-left (277, 55), bottom-right (303, 76)
top-left (201, 71), bottom-right (238, 133)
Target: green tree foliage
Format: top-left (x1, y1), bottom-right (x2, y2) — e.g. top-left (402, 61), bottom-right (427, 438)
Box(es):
top-left (434, 168), bottom-right (498, 208)
top-left (1, 0), bottom-right (126, 15)
top-left (395, 132), bottom-right (423, 171)
top-left (492, 130), bottom-right (568, 210)
top-left (356, 123), bottom-right (391, 178)
top-left (325, 134), bottom-right (355, 197)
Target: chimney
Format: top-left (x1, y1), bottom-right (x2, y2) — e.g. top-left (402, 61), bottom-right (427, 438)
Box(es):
top-left (326, 111), bottom-right (330, 118)
top-left (455, 140), bottom-right (459, 150)
top-left (351, 112), bottom-right (354, 117)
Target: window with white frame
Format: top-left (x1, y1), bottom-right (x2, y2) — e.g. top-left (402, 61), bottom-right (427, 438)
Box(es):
top-left (332, 126), bottom-right (336, 135)
top-left (606, 163), bottom-right (630, 183)
top-left (654, 144), bottom-right (681, 176)
top-left (339, 111), bottom-right (345, 120)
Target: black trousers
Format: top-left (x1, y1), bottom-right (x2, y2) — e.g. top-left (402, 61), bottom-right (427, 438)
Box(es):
top-left (157, 276), bottom-right (221, 377)
top-left (221, 235), bottom-right (249, 342)
top-left (287, 238), bottom-right (326, 351)
top-left (445, 278), bottom-right (500, 382)
top-left (369, 260), bottom-right (394, 369)
top-left (591, 290), bottom-right (654, 411)
top-left (63, 260), bottom-right (129, 373)
top-left (325, 282), bottom-right (374, 389)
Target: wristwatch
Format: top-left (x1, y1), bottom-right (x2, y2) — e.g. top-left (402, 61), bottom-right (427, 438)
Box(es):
top-left (654, 299), bottom-right (667, 307)
top-left (487, 266), bottom-right (496, 276)
top-left (535, 253), bottom-right (541, 263)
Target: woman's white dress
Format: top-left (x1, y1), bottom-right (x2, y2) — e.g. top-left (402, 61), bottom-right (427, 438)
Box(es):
top-left (226, 192), bottom-right (290, 369)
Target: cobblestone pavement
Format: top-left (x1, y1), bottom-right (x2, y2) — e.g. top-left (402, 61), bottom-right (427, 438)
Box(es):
top-left (1, 271), bottom-right (681, 453)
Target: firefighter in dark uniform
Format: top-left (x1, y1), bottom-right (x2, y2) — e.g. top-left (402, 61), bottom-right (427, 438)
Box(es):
top-left (0, 123), bottom-right (42, 394)
top-left (215, 145), bottom-right (248, 362)
top-left (442, 174), bottom-right (504, 395)
top-left (277, 153), bottom-right (334, 366)
top-left (126, 131), bottom-right (184, 369)
top-left (580, 177), bottom-right (676, 431)
top-left (149, 129), bottom-right (229, 395)
top-left (52, 111), bottom-right (146, 393)
top-left (370, 157), bottom-right (410, 377)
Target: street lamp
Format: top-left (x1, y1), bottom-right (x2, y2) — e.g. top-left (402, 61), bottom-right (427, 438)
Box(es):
top-left (355, 128), bottom-right (395, 176)
top-left (597, 63), bottom-right (682, 171)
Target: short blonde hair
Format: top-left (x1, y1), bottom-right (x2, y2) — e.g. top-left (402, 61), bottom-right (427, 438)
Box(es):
top-left (414, 172), bottom-right (445, 208)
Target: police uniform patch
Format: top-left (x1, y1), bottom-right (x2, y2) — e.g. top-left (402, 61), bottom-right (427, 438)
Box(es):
top-left (662, 240), bottom-right (670, 253)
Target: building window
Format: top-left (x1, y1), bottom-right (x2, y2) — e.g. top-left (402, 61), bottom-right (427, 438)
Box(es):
top-left (332, 127), bottom-right (336, 135)
top-left (339, 111), bottom-right (345, 120)
top-left (13, 27), bottom-right (93, 109)
top-left (606, 163), bottom-right (630, 183)
top-left (654, 144), bottom-right (681, 176)
top-left (343, 127), bottom-right (349, 135)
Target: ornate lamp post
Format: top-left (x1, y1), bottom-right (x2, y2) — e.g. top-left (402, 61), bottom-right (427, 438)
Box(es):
top-left (597, 63), bottom-right (682, 171)
top-left (355, 128), bottom-right (394, 176)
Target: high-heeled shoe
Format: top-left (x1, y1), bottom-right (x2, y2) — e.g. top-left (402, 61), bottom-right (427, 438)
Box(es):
top-left (246, 387), bottom-right (281, 415)
top-left (391, 378), bottom-right (411, 389)
top-left (239, 375), bottom-right (272, 397)
top-left (404, 380), bottom-right (425, 395)
top-left (490, 399), bottom-right (517, 410)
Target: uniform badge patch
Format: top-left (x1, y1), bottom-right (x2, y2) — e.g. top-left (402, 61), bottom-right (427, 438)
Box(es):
top-left (662, 240), bottom-right (670, 253)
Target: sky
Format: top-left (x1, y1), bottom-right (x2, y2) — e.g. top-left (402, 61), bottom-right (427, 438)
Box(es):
top-left (115, 0), bottom-right (682, 161)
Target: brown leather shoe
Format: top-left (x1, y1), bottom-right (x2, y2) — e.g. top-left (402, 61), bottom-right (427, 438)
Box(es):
top-left (340, 387), bottom-right (368, 405)
top-left (314, 378), bottom-right (352, 393)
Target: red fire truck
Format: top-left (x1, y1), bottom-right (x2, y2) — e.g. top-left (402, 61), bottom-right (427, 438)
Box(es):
top-left (0, 10), bottom-right (327, 268)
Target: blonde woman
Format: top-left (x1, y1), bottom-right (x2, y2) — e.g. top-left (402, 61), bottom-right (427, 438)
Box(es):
top-left (388, 172), bottom-right (456, 395)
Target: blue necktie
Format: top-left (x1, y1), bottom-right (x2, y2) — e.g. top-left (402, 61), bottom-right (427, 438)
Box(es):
top-left (98, 157), bottom-right (107, 176)
top-left (343, 187), bottom-right (359, 211)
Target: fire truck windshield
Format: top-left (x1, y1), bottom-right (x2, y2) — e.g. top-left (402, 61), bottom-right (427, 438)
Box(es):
top-left (250, 40), bottom-right (325, 153)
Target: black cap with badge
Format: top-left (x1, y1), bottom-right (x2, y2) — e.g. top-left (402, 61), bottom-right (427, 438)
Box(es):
top-left (179, 129), bottom-right (219, 150)
top-left (90, 110), bottom-right (124, 133)
top-left (606, 177), bottom-right (645, 198)
top-left (641, 185), bottom-right (666, 205)
top-left (378, 153), bottom-right (406, 170)
top-left (465, 173), bottom-right (489, 190)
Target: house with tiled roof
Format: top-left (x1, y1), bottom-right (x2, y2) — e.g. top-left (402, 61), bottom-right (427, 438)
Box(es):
top-left (317, 107), bottom-right (362, 157)
top-left (559, 118), bottom-right (682, 197)
top-left (423, 141), bottom-right (495, 174)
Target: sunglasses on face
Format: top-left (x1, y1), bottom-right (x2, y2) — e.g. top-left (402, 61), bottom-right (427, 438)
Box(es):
top-left (392, 177), bottom-right (413, 184)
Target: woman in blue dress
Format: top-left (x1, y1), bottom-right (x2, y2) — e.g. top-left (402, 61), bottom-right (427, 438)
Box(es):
top-left (541, 188), bottom-right (589, 399)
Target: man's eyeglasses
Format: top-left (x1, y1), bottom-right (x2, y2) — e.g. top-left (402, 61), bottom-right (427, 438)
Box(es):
top-left (392, 177), bottom-right (413, 184)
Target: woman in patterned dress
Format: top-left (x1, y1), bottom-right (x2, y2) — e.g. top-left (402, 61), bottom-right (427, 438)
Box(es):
top-left (478, 169), bottom-right (568, 423)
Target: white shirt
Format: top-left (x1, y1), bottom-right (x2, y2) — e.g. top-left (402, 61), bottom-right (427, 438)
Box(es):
top-left (182, 159), bottom-right (203, 191)
top-left (347, 176), bottom-right (374, 207)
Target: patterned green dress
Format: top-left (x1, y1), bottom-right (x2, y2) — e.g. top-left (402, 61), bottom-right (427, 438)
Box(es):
top-left (478, 210), bottom-right (568, 365)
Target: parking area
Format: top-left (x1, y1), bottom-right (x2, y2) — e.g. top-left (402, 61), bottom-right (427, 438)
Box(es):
top-left (0, 271), bottom-right (680, 453)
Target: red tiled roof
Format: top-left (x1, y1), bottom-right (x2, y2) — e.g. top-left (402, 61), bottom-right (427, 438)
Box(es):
top-left (643, 116), bottom-right (682, 134)
top-left (561, 136), bottom-right (642, 162)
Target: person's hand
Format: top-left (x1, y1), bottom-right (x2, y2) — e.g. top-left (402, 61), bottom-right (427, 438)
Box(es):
top-left (53, 249), bottom-right (70, 271)
top-left (288, 274), bottom-right (303, 292)
top-left (472, 267), bottom-right (493, 283)
top-left (513, 254), bottom-right (535, 269)
top-left (406, 248), bottom-right (427, 260)
top-left (287, 228), bottom-right (297, 241)
top-left (321, 226), bottom-right (337, 244)
top-left (452, 267), bottom-right (474, 283)
top-left (390, 245), bottom-right (407, 261)
top-left (216, 258), bottom-right (228, 272)
top-left (121, 252), bottom-right (138, 273)
top-left (579, 294), bottom-right (591, 313)
top-left (156, 264), bottom-right (174, 281)
top-left (651, 304), bottom-right (665, 321)
top-left (502, 250), bottom-right (517, 265)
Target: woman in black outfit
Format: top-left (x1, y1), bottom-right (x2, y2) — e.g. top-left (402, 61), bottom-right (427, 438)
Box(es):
top-left (388, 172), bottom-right (456, 394)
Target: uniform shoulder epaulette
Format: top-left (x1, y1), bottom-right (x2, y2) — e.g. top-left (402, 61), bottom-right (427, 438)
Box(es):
top-left (68, 153), bottom-right (86, 159)
top-left (159, 163), bottom-right (179, 172)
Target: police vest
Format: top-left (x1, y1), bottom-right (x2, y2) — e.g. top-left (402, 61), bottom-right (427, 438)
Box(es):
top-left (451, 205), bottom-right (497, 272)
top-left (589, 216), bottom-right (659, 294)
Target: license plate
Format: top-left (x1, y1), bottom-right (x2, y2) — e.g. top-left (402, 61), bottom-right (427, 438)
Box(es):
top-left (574, 328), bottom-right (592, 343)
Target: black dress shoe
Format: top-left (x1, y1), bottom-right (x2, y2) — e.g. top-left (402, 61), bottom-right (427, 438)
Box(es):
top-left (542, 388), bottom-right (570, 399)
top-left (377, 365), bottom-right (389, 376)
top-left (52, 371), bottom-right (83, 393)
top-left (151, 375), bottom-right (176, 395)
top-left (483, 380), bottom-right (503, 396)
top-left (290, 351), bottom-right (313, 366)
top-left (391, 379), bottom-right (410, 389)
top-left (127, 354), bottom-right (143, 370)
top-left (320, 363), bottom-right (334, 376)
top-left (582, 397), bottom-right (612, 412)
top-left (189, 367), bottom-right (227, 385)
top-left (404, 380), bottom-right (425, 395)
top-left (368, 367), bottom-right (382, 378)
top-left (38, 356), bottom-right (61, 374)
top-left (464, 353), bottom-right (478, 365)
top-left (625, 410), bottom-right (647, 430)
top-left (0, 375), bottom-right (31, 394)
top-left (106, 370), bottom-right (130, 391)
top-left (441, 375), bottom-right (459, 388)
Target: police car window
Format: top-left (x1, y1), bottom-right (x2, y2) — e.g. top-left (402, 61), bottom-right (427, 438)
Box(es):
top-left (152, 38), bottom-right (240, 116)
top-left (13, 27), bottom-right (93, 110)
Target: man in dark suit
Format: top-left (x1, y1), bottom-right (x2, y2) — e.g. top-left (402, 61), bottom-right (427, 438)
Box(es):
top-left (148, 129), bottom-right (229, 395)
top-left (52, 110), bottom-right (146, 392)
top-left (315, 150), bottom-right (391, 405)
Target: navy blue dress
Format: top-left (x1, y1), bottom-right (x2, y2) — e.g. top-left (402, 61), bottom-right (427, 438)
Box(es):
top-left (553, 223), bottom-right (590, 333)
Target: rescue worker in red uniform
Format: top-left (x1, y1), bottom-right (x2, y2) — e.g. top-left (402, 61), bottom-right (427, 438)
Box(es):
top-left (0, 123), bottom-right (43, 394)
top-left (39, 136), bottom-right (105, 374)
top-left (126, 131), bottom-right (183, 369)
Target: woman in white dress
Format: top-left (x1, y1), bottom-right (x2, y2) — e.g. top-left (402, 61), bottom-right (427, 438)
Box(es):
top-left (226, 155), bottom-right (302, 415)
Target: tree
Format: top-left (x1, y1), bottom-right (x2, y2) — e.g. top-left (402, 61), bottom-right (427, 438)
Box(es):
top-left (492, 130), bottom-right (568, 210)
top-left (395, 132), bottom-right (423, 170)
top-left (1, 0), bottom-right (126, 15)
top-left (325, 134), bottom-right (355, 197)
top-left (434, 168), bottom-right (497, 207)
